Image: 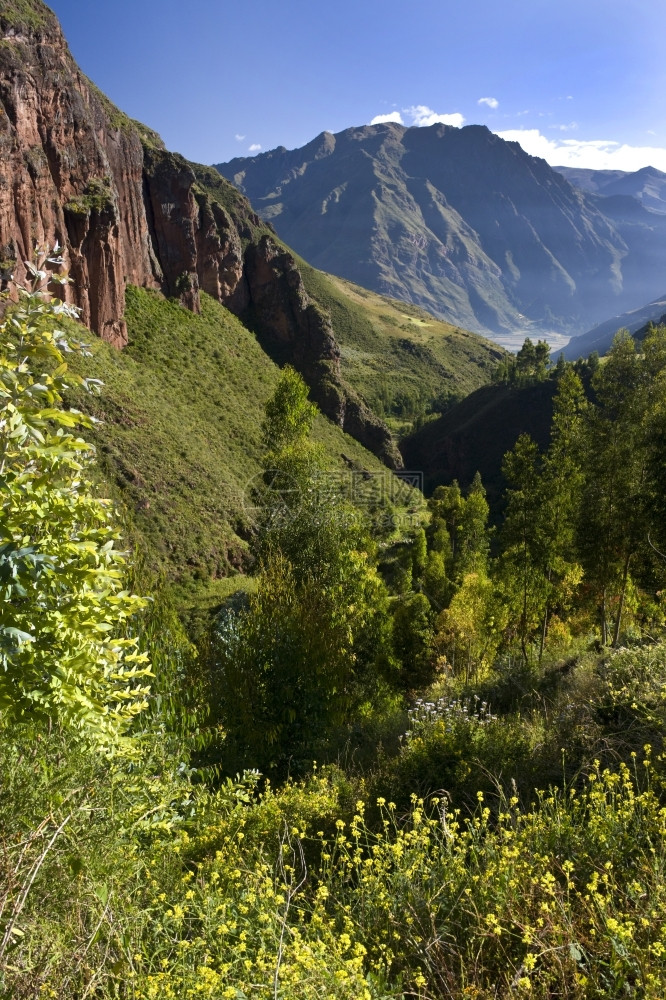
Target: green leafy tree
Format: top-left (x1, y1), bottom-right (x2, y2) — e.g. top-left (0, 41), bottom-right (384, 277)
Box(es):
top-left (537, 367), bottom-right (586, 657)
top-left (422, 549), bottom-right (451, 611)
top-left (577, 333), bottom-right (666, 645)
top-left (436, 570), bottom-right (505, 681)
top-left (0, 255), bottom-right (150, 739)
top-left (392, 593), bottom-right (436, 690)
top-left (411, 527), bottom-right (428, 584)
top-left (457, 472), bottom-right (490, 578)
top-left (262, 364), bottom-right (318, 454)
top-left (427, 476), bottom-right (490, 590)
top-left (218, 367), bottom-right (395, 771)
top-left (499, 434), bottom-right (550, 664)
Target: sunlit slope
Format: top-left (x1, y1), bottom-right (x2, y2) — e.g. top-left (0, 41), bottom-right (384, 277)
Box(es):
top-left (297, 262), bottom-right (506, 433)
top-left (68, 287), bottom-right (394, 582)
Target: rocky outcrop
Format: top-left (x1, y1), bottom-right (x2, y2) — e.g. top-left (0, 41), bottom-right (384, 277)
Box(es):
top-left (242, 236), bottom-right (402, 467)
top-left (0, 0), bottom-right (399, 465)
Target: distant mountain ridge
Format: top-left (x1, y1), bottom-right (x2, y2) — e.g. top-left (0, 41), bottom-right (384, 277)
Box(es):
top-left (562, 292), bottom-right (666, 360)
top-left (216, 124), bottom-right (666, 341)
top-left (555, 165), bottom-right (666, 214)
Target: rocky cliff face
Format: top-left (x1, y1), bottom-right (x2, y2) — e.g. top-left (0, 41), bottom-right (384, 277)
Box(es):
top-left (0, 0), bottom-right (400, 466)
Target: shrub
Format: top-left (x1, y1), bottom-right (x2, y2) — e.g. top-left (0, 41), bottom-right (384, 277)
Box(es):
top-left (0, 254), bottom-right (150, 739)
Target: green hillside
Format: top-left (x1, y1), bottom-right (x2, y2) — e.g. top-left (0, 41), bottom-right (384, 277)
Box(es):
top-left (67, 287), bottom-right (397, 588)
top-left (298, 263), bottom-right (505, 435)
top-left (64, 272), bottom-right (500, 591)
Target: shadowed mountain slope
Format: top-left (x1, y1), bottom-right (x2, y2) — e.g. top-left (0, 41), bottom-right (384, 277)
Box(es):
top-left (563, 293), bottom-right (666, 360)
top-left (400, 380), bottom-right (558, 511)
top-left (217, 124), bottom-right (666, 341)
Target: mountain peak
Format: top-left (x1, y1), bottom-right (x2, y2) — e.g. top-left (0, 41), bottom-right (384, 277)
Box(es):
top-left (216, 122), bottom-right (666, 341)
top-left (635, 164), bottom-right (666, 178)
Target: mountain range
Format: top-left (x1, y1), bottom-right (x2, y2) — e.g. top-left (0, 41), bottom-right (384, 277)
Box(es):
top-left (0, 0), bottom-right (505, 582)
top-left (562, 292), bottom-right (666, 360)
top-left (216, 125), bottom-right (666, 343)
top-left (556, 165), bottom-right (666, 214)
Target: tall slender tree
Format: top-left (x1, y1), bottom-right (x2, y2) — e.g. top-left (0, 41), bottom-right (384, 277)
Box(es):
top-left (499, 434), bottom-right (549, 664)
top-left (537, 367), bottom-right (586, 658)
top-left (578, 336), bottom-right (646, 643)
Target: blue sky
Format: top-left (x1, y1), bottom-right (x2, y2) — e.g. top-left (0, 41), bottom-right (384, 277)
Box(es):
top-left (49, 0), bottom-right (666, 171)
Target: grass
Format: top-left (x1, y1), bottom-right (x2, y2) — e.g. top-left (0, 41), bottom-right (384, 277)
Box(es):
top-left (5, 641), bottom-right (666, 999)
top-left (0, 0), bottom-right (56, 31)
top-left (297, 262), bottom-right (505, 433)
top-left (67, 287), bottom-right (397, 587)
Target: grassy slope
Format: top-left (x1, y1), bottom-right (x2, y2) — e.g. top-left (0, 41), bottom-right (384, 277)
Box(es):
top-left (68, 287), bottom-right (392, 588)
top-left (298, 261), bottom-right (506, 434)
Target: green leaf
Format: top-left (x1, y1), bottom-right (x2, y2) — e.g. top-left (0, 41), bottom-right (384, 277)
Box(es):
top-left (68, 855), bottom-right (84, 877)
top-left (569, 943), bottom-right (583, 963)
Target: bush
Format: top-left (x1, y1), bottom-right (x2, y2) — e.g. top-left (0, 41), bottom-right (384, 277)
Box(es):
top-left (0, 256), bottom-right (150, 740)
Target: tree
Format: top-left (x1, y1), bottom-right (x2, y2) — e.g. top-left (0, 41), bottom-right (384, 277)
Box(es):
top-left (436, 571), bottom-right (505, 682)
top-left (217, 367), bottom-right (395, 771)
top-left (577, 333), bottom-right (657, 645)
top-left (262, 364), bottom-right (318, 454)
top-left (537, 367), bottom-right (586, 658)
top-left (498, 434), bottom-right (550, 664)
top-left (427, 476), bottom-right (490, 590)
top-left (411, 527), bottom-right (428, 584)
top-left (422, 549), bottom-right (451, 611)
top-left (457, 472), bottom-right (490, 578)
top-left (392, 593), bottom-right (436, 690)
top-left (0, 254), bottom-right (150, 739)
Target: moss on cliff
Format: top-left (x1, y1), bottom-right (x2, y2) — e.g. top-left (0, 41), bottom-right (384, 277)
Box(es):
top-left (64, 177), bottom-right (114, 216)
top-left (192, 163), bottom-right (269, 243)
top-left (0, 0), bottom-right (58, 32)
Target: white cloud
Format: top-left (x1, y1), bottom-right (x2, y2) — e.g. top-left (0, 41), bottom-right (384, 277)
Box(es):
top-left (550, 122), bottom-right (579, 132)
top-left (248, 143), bottom-right (262, 153)
top-left (406, 105), bottom-right (465, 128)
top-left (495, 127), bottom-right (666, 172)
top-left (370, 112), bottom-right (405, 125)
top-left (369, 105), bottom-right (464, 129)
top-left (234, 133), bottom-right (246, 142)
top-left (478, 97), bottom-right (499, 110)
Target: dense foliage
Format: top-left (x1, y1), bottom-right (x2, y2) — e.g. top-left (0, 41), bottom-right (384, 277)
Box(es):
top-left (0, 259), bottom-right (150, 738)
top-left (4, 283), bottom-right (666, 999)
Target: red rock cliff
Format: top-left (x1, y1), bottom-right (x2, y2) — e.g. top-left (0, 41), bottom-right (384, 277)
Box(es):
top-left (0, 0), bottom-right (401, 467)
